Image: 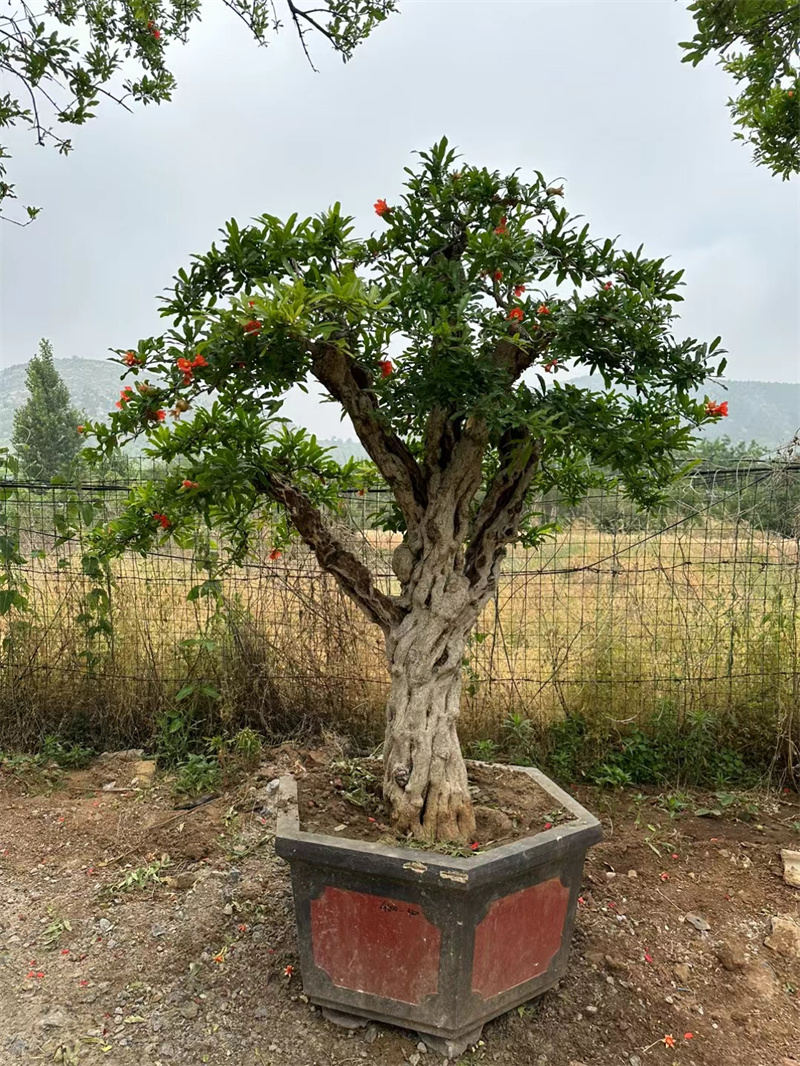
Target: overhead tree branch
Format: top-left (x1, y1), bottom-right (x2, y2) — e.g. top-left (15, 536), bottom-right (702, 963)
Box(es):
top-left (309, 342), bottom-right (428, 531)
top-left (252, 467), bottom-right (404, 633)
top-left (464, 429), bottom-right (542, 589)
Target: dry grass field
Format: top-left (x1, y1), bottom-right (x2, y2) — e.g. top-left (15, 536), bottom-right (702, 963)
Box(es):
top-left (2, 494), bottom-right (798, 774)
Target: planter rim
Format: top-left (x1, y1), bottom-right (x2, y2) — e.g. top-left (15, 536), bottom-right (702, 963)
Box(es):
top-left (275, 761), bottom-right (602, 891)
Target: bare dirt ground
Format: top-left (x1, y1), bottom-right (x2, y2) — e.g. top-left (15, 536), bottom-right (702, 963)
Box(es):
top-left (1, 745), bottom-right (798, 1066)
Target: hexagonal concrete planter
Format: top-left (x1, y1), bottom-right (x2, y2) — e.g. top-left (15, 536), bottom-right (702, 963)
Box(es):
top-left (275, 765), bottom-right (601, 1056)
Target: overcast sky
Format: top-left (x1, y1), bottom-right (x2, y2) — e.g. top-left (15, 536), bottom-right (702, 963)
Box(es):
top-left (1, 0), bottom-right (798, 438)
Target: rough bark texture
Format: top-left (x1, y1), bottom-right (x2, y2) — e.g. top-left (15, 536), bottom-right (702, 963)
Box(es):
top-left (383, 605), bottom-right (477, 842)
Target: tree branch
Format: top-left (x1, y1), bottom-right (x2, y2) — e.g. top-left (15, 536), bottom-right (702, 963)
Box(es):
top-left (252, 468), bottom-right (404, 633)
top-left (463, 429), bottom-right (541, 589)
top-left (309, 342), bottom-right (428, 532)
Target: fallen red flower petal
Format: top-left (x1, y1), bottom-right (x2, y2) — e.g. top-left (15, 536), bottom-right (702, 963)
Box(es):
top-left (470, 842), bottom-right (480, 851)
top-left (644, 952), bottom-right (653, 963)
top-left (663, 1035), bottom-right (676, 1048)
top-left (543, 822), bottom-right (553, 830)
top-left (684, 1032), bottom-right (694, 1040)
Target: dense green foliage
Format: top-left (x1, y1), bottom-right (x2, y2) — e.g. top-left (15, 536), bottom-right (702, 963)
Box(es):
top-left (0, 0), bottom-right (395, 222)
top-left (681, 0), bottom-right (800, 178)
top-left (82, 140), bottom-right (727, 579)
top-left (12, 340), bottom-right (83, 480)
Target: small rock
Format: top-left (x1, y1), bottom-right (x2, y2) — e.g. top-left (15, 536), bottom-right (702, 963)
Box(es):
top-left (236, 880), bottom-right (262, 901)
top-left (684, 912), bottom-right (710, 934)
top-left (98, 918), bottom-right (114, 934)
top-left (151, 924), bottom-right (168, 938)
top-left (171, 872), bottom-right (200, 890)
top-left (781, 849), bottom-right (800, 889)
top-left (627, 869), bottom-right (638, 879)
top-left (132, 760), bottom-right (156, 787)
top-left (409, 1055), bottom-right (421, 1066)
top-left (363, 1025), bottom-right (378, 1044)
top-left (180, 1001), bottom-right (199, 1019)
top-left (717, 940), bottom-right (747, 971)
top-left (585, 1004), bottom-right (598, 1015)
top-left (40, 1008), bottom-right (70, 1029)
top-left (744, 960), bottom-right (778, 999)
top-left (254, 1006), bottom-right (269, 1020)
top-left (416, 1041), bottom-right (428, 1052)
top-left (604, 955), bottom-right (630, 973)
top-left (764, 915), bottom-right (800, 959)
top-left (629, 1057), bottom-right (642, 1066)
top-left (674, 963), bottom-right (691, 984)
top-left (605, 871), bottom-right (616, 880)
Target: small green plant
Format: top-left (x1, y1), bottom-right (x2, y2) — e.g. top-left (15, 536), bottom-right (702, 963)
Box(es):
top-left (111, 856), bottom-right (172, 892)
top-left (502, 712), bottom-right (535, 763)
top-left (332, 759), bottom-right (381, 811)
top-left (173, 754), bottom-right (221, 796)
top-left (592, 763), bottom-right (633, 789)
top-left (657, 791), bottom-right (691, 818)
top-left (42, 907), bottom-right (72, 948)
top-left (466, 739), bottom-right (499, 762)
top-left (41, 735), bottom-right (95, 769)
top-left (231, 728), bottom-right (262, 768)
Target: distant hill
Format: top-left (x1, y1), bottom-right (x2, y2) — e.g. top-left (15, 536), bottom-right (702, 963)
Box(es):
top-left (1, 358), bottom-right (797, 454)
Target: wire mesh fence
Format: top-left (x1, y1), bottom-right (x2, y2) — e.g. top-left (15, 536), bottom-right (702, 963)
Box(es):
top-left (1, 456), bottom-right (799, 760)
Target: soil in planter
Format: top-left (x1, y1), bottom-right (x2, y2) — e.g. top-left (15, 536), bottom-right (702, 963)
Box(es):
top-left (297, 759), bottom-right (575, 854)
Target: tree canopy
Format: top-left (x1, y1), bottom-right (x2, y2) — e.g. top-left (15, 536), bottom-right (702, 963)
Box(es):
top-left (0, 0), bottom-right (395, 223)
top-left (681, 0), bottom-right (800, 179)
top-left (83, 140), bottom-right (729, 839)
top-left (13, 339), bottom-right (83, 480)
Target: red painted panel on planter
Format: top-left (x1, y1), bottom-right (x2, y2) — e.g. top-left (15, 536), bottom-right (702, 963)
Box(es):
top-left (311, 886), bottom-right (441, 1005)
top-left (471, 877), bottom-right (569, 999)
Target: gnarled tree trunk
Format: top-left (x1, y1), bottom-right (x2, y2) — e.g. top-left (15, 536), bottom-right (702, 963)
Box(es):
top-left (382, 601), bottom-right (477, 843)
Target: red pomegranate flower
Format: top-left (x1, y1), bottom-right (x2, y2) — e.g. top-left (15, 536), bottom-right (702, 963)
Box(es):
top-left (508, 307), bottom-right (524, 322)
top-left (374, 199), bottom-right (389, 216)
top-left (494, 216), bottom-right (507, 235)
top-left (269, 549), bottom-right (282, 561)
top-left (77, 425), bottom-right (84, 434)
top-left (378, 359), bottom-right (393, 377)
top-left (182, 480), bottom-right (200, 490)
top-left (603, 281), bottom-right (613, 290)
top-left (705, 400), bottom-right (729, 417)
top-left (514, 285), bottom-right (525, 297)
top-left (544, 358), bottom-right (559, 373)
top-left (493, 269), bottom-right (503, 282)
top-left (153, 513), bottom-right (170, 529)
top-left (123, 351), bottom-right (139, 366)
top-left (537, 304), bottom-right (550, 315)
top-left (244, 320), bottom-right (262, 334)
top-left (192, 354), bottom-right (207, 368)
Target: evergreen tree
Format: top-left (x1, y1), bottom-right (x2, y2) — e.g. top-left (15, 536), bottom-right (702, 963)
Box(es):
top-left (12, 341), bottom-right (83, 480)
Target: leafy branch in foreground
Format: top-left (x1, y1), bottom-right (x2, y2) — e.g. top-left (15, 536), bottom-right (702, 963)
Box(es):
top-left (681, 0), bottom-right (800, 178)
top-left (0, 0), bottom-right (396, 223)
